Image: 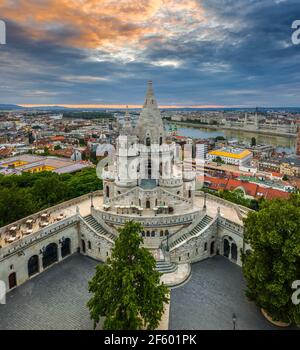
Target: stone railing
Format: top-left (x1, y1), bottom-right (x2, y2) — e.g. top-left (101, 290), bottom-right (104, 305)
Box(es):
top-left (195, 191), bottom-right (253, 220)
top-left (162, 188), bottom-right (192, 205)
top-left (95, 209), bottom-right (199, 228)
top-left (159, 177), bottom-right (183, 187)
top-left (0, 190), bottom-right (103, 236)
top-left (90, 208), bottom-right (119, 237)
top-left (218, 217), bottom-right (244, 237)
top-left (105, 187), bottom-right (138, 205)
top-left (79, 215), bottom-right (115, 244)
top-left (0, 214), bottom-right (79, 260)
top-left (161, 210), bottom-right (205, 248)
top-left (170, 215), bottom-right (218, 251)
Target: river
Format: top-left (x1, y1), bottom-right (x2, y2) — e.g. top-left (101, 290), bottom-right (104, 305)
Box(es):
top-left (172, 125), bottom-right (296, 154)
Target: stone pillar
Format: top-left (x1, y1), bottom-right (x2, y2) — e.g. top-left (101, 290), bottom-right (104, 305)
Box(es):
top-left (39, 253), bottom-right (44, 272)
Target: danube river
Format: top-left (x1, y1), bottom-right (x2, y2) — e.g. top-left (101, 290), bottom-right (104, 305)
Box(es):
top-left (174, 125), bottom-right (296, 154)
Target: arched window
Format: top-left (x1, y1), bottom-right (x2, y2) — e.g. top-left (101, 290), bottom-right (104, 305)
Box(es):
top-left (28, 255), bottom-right (39, 277)
top-left (146, 137), bottom-right (151, 146)
top-left (88, 241), bottom-right (92, 250)
top-left (151, 231), bottom-right (155, 237)
top-left (159, 136), bottom-right (163, 146)
top-left (188, 189), bottom-right (192, 198)
top-left (160, 230), bottom-right (164, 237)
top-left (204, 242), bottom-right (207, 251)
top-left (146, 200), bottom-right (150, 209)
top-left (210, 241), bottom-right (215, 255)
top-left (106, 186), bottom-right (110, 198)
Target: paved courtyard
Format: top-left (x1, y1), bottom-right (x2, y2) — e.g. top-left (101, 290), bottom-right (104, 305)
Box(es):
top-left (169, 256), bottom-right (277, 330)
top-left (0, 254), bottom-right (280, 330)
top-left (0, 254), bottom-right (98, 330)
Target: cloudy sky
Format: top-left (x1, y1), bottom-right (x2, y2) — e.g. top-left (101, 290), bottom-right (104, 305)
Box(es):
top-left (0, 0), bottom-right (299, 107)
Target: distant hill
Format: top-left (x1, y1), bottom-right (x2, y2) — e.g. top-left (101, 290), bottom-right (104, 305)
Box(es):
top-left (0, 104), bottom-right (25, 110)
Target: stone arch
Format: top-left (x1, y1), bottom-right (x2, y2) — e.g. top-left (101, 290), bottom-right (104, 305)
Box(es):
top-left (231, 243), bottom-right (238, 261)
top-left (146, 199), bottom-right (150, 209)
top-left (81, 239), bottom-right (86, 253)
top-left (223, 237), bottom-right (230, 258)
top-left (8, 272), bottom-right (17, 289)
top-left (28, 255), bottom-right (39, 277)
top-left (42, 243), bottom-right (58, 269)
top-left (61, 238), bottom-right (71, 258)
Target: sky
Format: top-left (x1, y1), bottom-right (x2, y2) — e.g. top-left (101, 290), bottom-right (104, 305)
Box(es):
top-left (0, 0), bottom-right (299, 107)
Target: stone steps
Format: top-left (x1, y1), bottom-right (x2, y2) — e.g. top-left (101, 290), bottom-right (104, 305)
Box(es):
top-left (83, 215), bottom-right (116, 241)
top-left (155, 260), bottom-right (178, 274)
top-left (170, 215), bottom-right (213, 249)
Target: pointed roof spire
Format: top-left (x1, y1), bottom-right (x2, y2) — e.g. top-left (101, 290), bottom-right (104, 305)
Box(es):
top-left (124, 105), bottom-right (132, 130)
top-left (143, 80), bottom-right (158, 109)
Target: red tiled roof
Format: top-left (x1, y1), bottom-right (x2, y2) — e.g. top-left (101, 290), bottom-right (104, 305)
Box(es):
top-left (204, 175), bottom-right (289, 200)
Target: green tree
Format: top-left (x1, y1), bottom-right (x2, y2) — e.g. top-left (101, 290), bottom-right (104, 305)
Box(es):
top-left (87, 221), bottom-right (169, 330)
top-left (242, 194), bottom-right (300, 324)
top-left (215, 156), bottom-right (223, 164)
top-left (0, 187), bottom-right (36, 226)
top-left (31, 173), bottom-right (66, 207)
top-left (43, 147), bottom-right (50, 156)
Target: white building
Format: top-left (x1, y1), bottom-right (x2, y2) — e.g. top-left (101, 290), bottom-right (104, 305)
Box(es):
top-left (0, 82), bottom-right (250, 293)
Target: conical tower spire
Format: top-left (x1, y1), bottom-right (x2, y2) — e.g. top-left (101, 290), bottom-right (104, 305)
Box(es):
top-left (124, 105), bottom-right (132, 130)
top-left (143, 80), bottom-right (158, 109)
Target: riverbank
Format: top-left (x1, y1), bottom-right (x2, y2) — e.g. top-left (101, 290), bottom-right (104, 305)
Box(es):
top-left (167, 121), bottom-right (297, 138)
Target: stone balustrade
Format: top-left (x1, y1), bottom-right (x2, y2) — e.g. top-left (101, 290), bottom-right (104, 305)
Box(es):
top-left (161, 211), bottom-right (205, 247)
top-left (96, 209), bottom-right (199, 227)
top-left (0, 215), bottom-right (79, 260)
top-left (0, 190), bottom-right (103, 237)
top-left (218, 217), bottom-right (244, 237)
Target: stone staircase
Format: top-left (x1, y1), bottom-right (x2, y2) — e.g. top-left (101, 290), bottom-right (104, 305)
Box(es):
top-left (83, 215), bottom-right (117, 241)
top-left (169, 215), bottom-right (213, 249)
top-left (155, 260), bottom-right (178, 274)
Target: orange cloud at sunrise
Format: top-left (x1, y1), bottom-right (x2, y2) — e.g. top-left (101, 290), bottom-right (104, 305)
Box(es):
top-left (2, 0), bottom-right (205, 51)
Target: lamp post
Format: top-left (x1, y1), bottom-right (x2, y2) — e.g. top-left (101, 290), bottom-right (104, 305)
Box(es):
top-left (203, 192), bottom-right (207, 210)
top-left (232, 313), bottom-right (237, 330)
top-left (90, 192), bottom-right (94, 208)
top-left (166, 232), bottom-right (169, 252)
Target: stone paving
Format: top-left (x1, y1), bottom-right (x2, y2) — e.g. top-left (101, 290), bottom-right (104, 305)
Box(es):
top-left (169, 256), bottom-right (278, 330)
top-left (0, 254), bottom-right (99, 330)
top-left (0, 254), bottom-right (283, 330)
